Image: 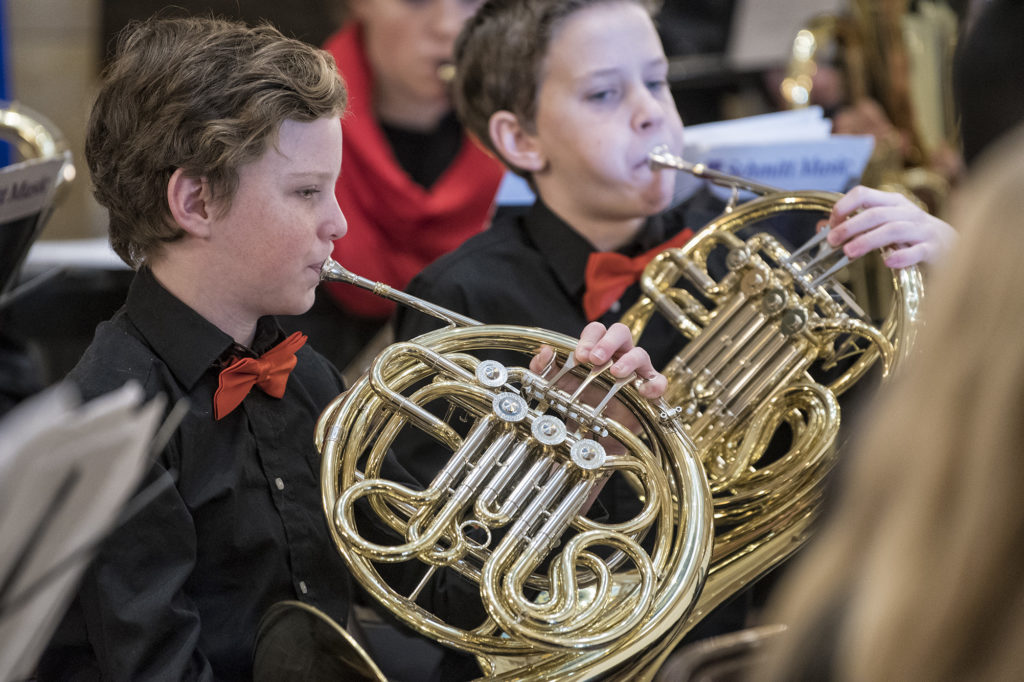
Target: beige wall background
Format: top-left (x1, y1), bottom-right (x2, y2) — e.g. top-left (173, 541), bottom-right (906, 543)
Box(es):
top-left (6, 0), bottom-right (104, 240)
top-left (4, 0), bottom-right (342, 242)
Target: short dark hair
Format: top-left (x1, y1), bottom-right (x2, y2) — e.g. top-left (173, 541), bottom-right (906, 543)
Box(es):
top-left (87, 16), bottom-right (348, 267)
top-left (452, 0), bottom-right (661, 177)
top-left (954, 0), bottom-right (1024, 168)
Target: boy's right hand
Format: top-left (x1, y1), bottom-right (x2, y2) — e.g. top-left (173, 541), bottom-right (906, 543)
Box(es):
top-left (529, 322), bottom-right (667, 402)
top-left (825, 185), bottom-right (957, 268)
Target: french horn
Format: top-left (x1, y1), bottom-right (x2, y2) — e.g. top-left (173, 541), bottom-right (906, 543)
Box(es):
top-left (615, 146), bottom-right (924, 671)
top-left (310, 259), bottom-right (715, 680)
top-left (273, 155), bottom-right (923, 678)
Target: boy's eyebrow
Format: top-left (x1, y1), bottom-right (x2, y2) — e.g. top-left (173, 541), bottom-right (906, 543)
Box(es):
top-left (575, 57), bottom-right (669, 80)
top-left (283, 170), bottom-right (338, 180)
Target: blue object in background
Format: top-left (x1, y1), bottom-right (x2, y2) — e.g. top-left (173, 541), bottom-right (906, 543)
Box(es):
top-left (1, 0), bottom-right (10, 165)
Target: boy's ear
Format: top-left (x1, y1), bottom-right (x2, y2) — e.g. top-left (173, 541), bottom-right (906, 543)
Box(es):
top-left (489, 110), bottom-right (546, 173)
top-left (167, 167), bottom-right (212, 238)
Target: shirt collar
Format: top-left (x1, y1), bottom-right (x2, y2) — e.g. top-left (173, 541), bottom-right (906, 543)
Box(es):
top-left (125, 267), bottom-right (285, 389)
top-left (523, 199), bottom-right (672, 301)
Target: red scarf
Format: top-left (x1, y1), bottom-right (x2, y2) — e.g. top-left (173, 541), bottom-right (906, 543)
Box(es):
top-left (322, 24), bottom-right (505, 319)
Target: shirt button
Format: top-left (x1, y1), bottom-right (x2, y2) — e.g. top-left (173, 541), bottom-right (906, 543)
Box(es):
top-left (275, 477), bottom-right (285, 491)
top-left (299, 581), bottom-right (308, 594)
top-left (610, 301), bottom-right (621, 313)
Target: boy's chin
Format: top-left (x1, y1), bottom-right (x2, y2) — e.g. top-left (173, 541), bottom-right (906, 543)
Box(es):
top-left (638, 188), bottom-right (675, 215)
top-left (276, 291), bottom-right (317, 318)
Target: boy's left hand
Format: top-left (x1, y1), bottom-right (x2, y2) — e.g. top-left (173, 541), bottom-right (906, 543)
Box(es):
top-left (529, 322), bottom-right (667, 401)
top-left (825, 185), bottom-right (957, 268)
top-left (528, 322), bottom-right (666, 462)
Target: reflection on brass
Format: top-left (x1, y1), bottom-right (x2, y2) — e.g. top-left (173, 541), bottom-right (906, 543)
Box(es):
top-left (0, 101), bottom-right (76, 194)
top-left (437, 62), bottom-right (456, 84)
top-left (620, 146), bottom-right (924, 674)
top-left (296, 258), bottom-right (717, 680)
top-left (254, 601), bottom-right (386, 682)
top-left (0, 101), bottom-right (76, 306)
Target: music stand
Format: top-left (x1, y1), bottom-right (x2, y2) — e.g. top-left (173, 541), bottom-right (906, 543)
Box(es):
top-left (0, 381), bottom-right (167, 682)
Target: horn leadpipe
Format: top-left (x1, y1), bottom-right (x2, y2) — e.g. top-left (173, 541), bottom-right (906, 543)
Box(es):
top-left (320, 258), bottom-right (481, 328)
top-left (648, 144), bottom-right (781, 197)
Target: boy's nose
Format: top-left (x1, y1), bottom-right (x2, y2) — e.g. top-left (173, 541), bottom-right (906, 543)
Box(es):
top-left (632, 89), bottom-right (666, 132)
top-left (324, 199), bottom-right (347, 241)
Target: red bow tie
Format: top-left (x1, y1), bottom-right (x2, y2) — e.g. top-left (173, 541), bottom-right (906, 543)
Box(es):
top-left (213, 331), bottom-right (307, 420)
top-left (582, 227), bottom-right (694, 321)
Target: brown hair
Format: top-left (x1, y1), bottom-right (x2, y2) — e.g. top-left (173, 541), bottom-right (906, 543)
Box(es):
top-left (452, 0), bottom-right (661, 177)
top-left (758, 123), bottom-right (1024, 681)
top-left (87, 16), bottom-right (347, 267)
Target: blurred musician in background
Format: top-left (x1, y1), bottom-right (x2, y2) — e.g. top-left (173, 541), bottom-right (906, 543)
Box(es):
top-left (757, 117), bottom-right (1024, 682)
top-left (299, 0), bottom-right (505, 373)
top-left (770, 0), bottom-right (970, 214)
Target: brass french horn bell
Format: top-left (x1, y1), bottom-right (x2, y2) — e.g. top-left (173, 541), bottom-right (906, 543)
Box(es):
top-left (613, 145), bottom-right (924, 673)
top-left (308, 258), bottom-right (714, 680)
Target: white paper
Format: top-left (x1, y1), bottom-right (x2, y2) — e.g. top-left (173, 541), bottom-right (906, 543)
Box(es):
top-left (24, 237), bottom-right (127, 272)
top-left (0, 156), bottom-right (66, 224)
top-left (684, 106), bottom-right (832, 147)
top-left (0, 381), bottom-right (166, 681)
top-left (681, 108), bottom-right (875, 196)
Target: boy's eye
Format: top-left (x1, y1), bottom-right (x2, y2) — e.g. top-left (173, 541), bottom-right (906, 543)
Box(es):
top-left (298, 188), bottom-right (320, 199)
top-left (586, 89), bottom-right (617, 103)
top-left (646, 79), bottom-right (668, 94)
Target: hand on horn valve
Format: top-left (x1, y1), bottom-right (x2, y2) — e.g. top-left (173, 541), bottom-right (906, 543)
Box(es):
top-left (824, 185), bottom-right (957, 268)
top-left (529, 321), bottom-right (667, 435)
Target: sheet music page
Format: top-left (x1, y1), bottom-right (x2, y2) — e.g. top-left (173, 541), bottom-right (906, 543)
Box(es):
top-left (0, 156), bottom-right (65, 225)
top-left (0, 381), bottom-right (165, 681)
top-left (682, 108), bottom-right (875, 195)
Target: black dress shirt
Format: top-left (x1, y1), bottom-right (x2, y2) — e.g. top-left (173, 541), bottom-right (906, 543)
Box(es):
top-left (38, 268), bottom-right (358, 681)
top-left (391, 192), bottom-right (728, 493)
top-left (396, 192), bottom-right (726, 364)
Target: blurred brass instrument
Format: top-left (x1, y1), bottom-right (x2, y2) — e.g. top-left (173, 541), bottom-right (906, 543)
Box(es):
top-left (779, 0), bottom-right (959, 213)
top-left (291, 258), bottom-right (715, 680)
top-left (0, 101), bottom-right (76, 306)
top-left (437, 62), bottom-right (457, 84)
top-left (1, 101), bottom-right (71, 164)
top-left (0, 100), bottom-right (75, 196)
top-left (614, 146), bottom-right (924, 671)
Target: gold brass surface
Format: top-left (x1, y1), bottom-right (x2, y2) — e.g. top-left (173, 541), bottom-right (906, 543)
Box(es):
top-left (254, 600), bottom-right (386, 682)
top-left (311, 258), bottom-right (714, 680)
top-left (0, 100), bottom-right (76, 193)
top-left (616, 147), bottom-right (924, 677)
